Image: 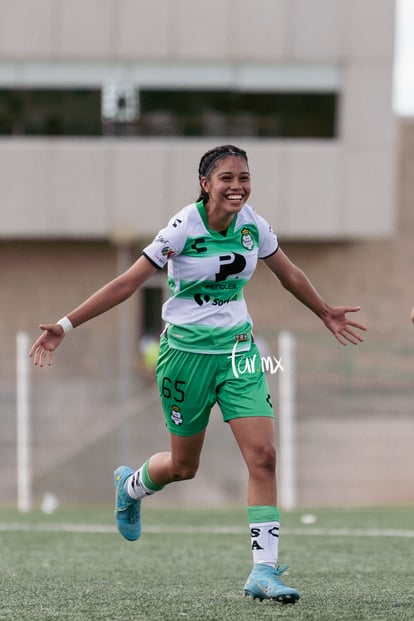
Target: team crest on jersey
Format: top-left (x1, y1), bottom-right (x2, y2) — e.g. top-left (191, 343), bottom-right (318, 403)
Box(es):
top-left (170, 405), bottom-right (183, 426)
top-left (241, 228), bottom-right (254, 250)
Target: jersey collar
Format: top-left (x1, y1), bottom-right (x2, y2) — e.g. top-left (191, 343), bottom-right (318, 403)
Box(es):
top-left (196, 200), bottom-right (238, 238)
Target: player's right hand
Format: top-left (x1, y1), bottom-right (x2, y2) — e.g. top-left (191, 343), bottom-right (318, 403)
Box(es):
top-left (29, 323), bottom-right (65, 367)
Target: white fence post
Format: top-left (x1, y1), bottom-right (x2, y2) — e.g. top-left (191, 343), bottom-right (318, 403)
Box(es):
top-left (278, 330), bottom-right (297, 511)
top-left (16, 331), bottom-right (32, 512)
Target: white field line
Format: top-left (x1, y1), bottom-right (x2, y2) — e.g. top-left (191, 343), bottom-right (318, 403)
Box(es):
top-left (0, 523), bottom-right (414, 538)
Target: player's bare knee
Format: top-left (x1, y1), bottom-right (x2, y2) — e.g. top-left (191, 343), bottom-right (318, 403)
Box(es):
top-left (250, 444), bottom-right (276, 473)
top-left (171, 462), bottom-right (199, 481)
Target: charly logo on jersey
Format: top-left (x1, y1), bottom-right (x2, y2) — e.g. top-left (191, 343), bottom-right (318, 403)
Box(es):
top-left (170, 405), bottom-right (183, 426)
top-left (241, 228), bottom-right (254, 250)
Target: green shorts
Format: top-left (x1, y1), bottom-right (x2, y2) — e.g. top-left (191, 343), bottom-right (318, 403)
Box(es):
top-left (155, 335), bottom-right (274, 437)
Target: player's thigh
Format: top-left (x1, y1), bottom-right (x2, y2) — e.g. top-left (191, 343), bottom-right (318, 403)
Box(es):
top-left (229, 416), bottom-right (276, 467)
top-left (168, 429), bottom-right (206, 475)
top-left (217, 349), bottom-right (274, 422)
top-left (156, 338), bottom-right (217, 436)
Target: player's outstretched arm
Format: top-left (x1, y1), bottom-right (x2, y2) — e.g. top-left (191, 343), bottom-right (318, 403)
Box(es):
top-left (264, 248), bottom-right (366, 346)
top-left (29, 255), bottom-right (157, 367)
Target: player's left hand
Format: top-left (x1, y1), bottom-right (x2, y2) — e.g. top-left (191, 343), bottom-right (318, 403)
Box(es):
top-left (321, 306), bottom-right (366, 346)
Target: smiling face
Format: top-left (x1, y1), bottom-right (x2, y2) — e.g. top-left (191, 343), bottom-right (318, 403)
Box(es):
top-left (200, 155), bottom-right (251, 230)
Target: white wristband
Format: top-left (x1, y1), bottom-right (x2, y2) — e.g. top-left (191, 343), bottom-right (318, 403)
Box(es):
top-left (57, 316), bottom-right (73, 333)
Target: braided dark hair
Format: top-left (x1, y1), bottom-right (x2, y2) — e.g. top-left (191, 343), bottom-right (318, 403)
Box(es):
top-left (197, 144), bottom-right (248, 203)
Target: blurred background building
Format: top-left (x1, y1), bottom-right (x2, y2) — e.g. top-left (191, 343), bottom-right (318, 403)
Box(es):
top-left (1, 0), bottom-right (413, 509)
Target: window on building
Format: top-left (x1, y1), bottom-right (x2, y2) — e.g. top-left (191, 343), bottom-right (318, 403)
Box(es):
top-left (0, 88), bottom-right (101, 135)
top-left (136, 89), bottom-right (337, 139)
top-left (138, 285), bottom-right (164, 374)
top-left (0, 87), bottom-right (337, 138)
top-left (141, 286), bottom-right (163, 337)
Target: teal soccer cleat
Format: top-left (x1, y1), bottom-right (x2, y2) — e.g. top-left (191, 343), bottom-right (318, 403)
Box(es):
top-left (113, 466), bottom-right (141, 541)
top-left (243, 564), bottom-right (300, 604)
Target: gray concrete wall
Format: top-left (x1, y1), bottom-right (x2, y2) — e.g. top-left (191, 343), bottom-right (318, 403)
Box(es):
top-left (0, 0), bottom-right (397, 239)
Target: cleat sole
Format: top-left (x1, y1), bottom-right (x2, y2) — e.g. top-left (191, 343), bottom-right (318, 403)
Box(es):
top-left (244, 591), bottom-right (299, 605)
top-left (273, 594), bottom-right (299, 605)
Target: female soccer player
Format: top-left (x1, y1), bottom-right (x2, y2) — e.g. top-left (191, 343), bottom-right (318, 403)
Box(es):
top-left (29, 145), bottom-right (366, 604)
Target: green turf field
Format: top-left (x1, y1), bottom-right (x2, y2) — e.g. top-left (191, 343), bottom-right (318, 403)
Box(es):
top-left (0, 506), bottom-right (413, 620)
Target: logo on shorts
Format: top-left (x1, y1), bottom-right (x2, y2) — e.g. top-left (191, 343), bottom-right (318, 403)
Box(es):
top-left (170, 405), bottom-right (183, 426)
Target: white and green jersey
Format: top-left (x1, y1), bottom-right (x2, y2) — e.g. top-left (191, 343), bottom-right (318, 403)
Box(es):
top-left (143, 201), bottom-right (278, 354)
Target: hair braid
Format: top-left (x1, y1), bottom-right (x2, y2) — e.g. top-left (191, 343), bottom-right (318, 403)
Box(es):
top-left (197, 144), bottom-right (248, 203)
